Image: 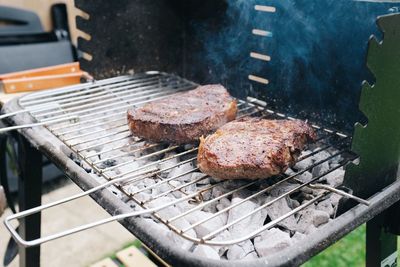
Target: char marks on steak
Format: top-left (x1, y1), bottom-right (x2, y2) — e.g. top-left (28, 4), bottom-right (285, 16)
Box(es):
top-left (198, 118), bottom-right (317, 180)
top-left (127, 84), bottom-right (237, 144)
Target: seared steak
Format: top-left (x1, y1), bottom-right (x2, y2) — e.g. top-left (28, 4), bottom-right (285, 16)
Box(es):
top-left (198, 118), bottom-right (317, 179)
top-left (127, 84), bottom-right (237, 144)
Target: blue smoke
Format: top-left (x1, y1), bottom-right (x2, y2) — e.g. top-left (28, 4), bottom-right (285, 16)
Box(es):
top-left (190, 0), bottom-right (400, 129)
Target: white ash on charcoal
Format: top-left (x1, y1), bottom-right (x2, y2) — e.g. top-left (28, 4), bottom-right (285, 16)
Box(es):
top-left (312, 161), bottom-right (330, 178)
top-left (65, 123), bottom-right (350, 261)
top-left (166, 161), bottom-right (196, 182)
top-left (109, 158), bottom-right (141, 174)
top-left (175, 200), bottom-right (196, 213)
top-left (125, 200), bottom-right (151, 219)
top-left (310, 151), bottom-right (332, 178)
top-left (124, 184), bottom-right (153, 202)
top-left (312, 150), bottom-right (332, 163)
top-left (211, 186), bottom-right (228, 198)
top-left (268, 182), bottom-right (298, 197)
top-left (195, 174), bottom-right (211, 185)
top-left (330, 193), bottom-right (342, 207)
top-left (169, 181), bottom-right (185, 198)
top-left (294, 206), bottom-right (330, 234)
top-left (209, 230), bottom-right (231, 257)
top-left (104, 184), bottom-right (129, 202)
top-left (202, 201), bottom-right (218, 213)
top-left (142, 217), bottom-right (195, 251)
top-left (287, 198), bottom-right (301, 209)
top-left (197, 185), bottom-right (212, 201)
top-left (254, 228), bottom-right (292, 257)
top-left (216, 198), bottom-right (231, 212)
top-left (147, 197), bottom-right (197, 251)
top-left (227, 197), bottom-right (268, 239)
top-left (133, 191), bottom-right (153, 203)
top-left (296, 171), bottom-right (313, 183)
top-left (146, 197), bottom-right (179, 217)
top-left (88, 171), bottom-right (108, 184)
top-left (284, 167), bottom-right (297, 176)
top-left (193, 245), bottom-right (220, 260)
top-left (125, 141), bottom-right (159, 157)
top-left (325, 168), bottom-right (345, 187)
top-left (80, 149), bottom-right (99, 160)
top-left (166, 229), bottom-right (195, 251)
top-left (293, 150), bottom-right (314, 170)
top-left (65, 148), bottom-right (95, 173)
top-left (316, 198), bottom-right (335, 216)
top-left (227, 240), bottom-right (258, 260)
top-left (157, 152), bottom-right (179, 177)
top-left (291, 231), bottom-right (306, 244)
top-left (186, 210), bottom-right (227, 237)
top-left (264, 196), bottom-right (298, 230)
top-left (123, 183), bottom-right (140, 195)
top-left (79, 160), bottom-right (93, 173)
top-left (152, 181), bottom-right (172, 196)
top-left (182, 182), bottom-right (197, 194)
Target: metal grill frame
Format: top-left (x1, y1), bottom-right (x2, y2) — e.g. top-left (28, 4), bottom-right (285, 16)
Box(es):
top-left (8, 72), bottom-right (362, 244)
top-left (2, 72), bottom-right (400, 266)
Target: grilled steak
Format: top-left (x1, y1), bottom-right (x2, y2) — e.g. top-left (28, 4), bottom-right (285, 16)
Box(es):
top-left (198, 118), bottom-right (317, 179)
top-left (127, 84), bottom-right (237, 144)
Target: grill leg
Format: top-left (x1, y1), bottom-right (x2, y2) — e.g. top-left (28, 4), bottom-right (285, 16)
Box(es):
top-left (366, 206), bottom-right (399, 267)
top-left (17, 135), bottom-right (42, 267)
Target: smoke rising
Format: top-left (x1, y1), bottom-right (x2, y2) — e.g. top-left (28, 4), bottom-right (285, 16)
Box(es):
top-left (189, 0), bottom-right (400, 130)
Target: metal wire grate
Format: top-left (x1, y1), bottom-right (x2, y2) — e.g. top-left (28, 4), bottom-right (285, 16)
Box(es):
top-left (16, 72), bottom-right (367, 246)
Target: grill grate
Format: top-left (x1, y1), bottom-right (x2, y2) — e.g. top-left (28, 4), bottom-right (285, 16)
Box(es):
top-left (14, 72), bottom-right (368, 247)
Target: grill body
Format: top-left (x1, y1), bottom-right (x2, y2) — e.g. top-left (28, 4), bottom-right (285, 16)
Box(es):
top-left (2, 71), bottom-right (400, 266)
top-left (1, 1), bottom-right (400, 267)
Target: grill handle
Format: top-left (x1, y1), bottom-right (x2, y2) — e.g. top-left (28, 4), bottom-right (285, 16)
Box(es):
top-left (3, 189), bottom-right (201, 247)
top-left (3, 174), bottom-right (370, 248)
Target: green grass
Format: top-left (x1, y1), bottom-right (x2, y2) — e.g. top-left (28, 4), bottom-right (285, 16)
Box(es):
top-left (303, 224), bottom-right (400, 267)
top-left (97, 226), bottom-right (400, 267)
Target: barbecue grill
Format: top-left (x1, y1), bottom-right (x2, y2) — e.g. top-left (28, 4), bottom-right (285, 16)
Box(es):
top-left (1, 1), bottom-right (400, 267)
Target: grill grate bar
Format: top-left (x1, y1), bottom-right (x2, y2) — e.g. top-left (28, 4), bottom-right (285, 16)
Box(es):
top-left (10, 73), bottom-right (366, 248)
top-left (75, 133), bottom-right (133, 152)
top-left (19, 75), bottom-right (136, 103)
top-left (30, 80), bottom-right (172, 115)
top-left (143, 174), bottom-right (210, 204)
top-left (122, 131), bottom-right (347, 206)
top-left (37, 84), bottom-right (195, 124)
top-left (100, 145), bottom-right (180, 173)
top-left (24, 76), bottom-right (163, 107)
top-left (56, 101), bottom-right (248, 138)
top-left (62, 122), bottom-right (128, 141)
top-left (102, 148), bottom-right (197, 179)
top-left (69, 128), bottom-right (130, 147)
top-left (201, 153), bottom-right (350, 241)
top-left (129, 167), bottom-right (201, 196)
top-left (93, 143), bottom-right (162, 164)
top-left (50, 112), bottom-right (123, 132)
top-left (203, 194), bottom-right (327, 246)
top-left (166, 148), bottom-right (347, 225)
top-left (56, 116), bottom-right (126, 136)
top-left (83, 139), bottom-right (146, 159)
top-left (34, 85), bottom-right (193, 119)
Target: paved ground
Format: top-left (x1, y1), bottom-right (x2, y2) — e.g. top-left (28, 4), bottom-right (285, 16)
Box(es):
top-left (0, 180), bottom-right (134, 267)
